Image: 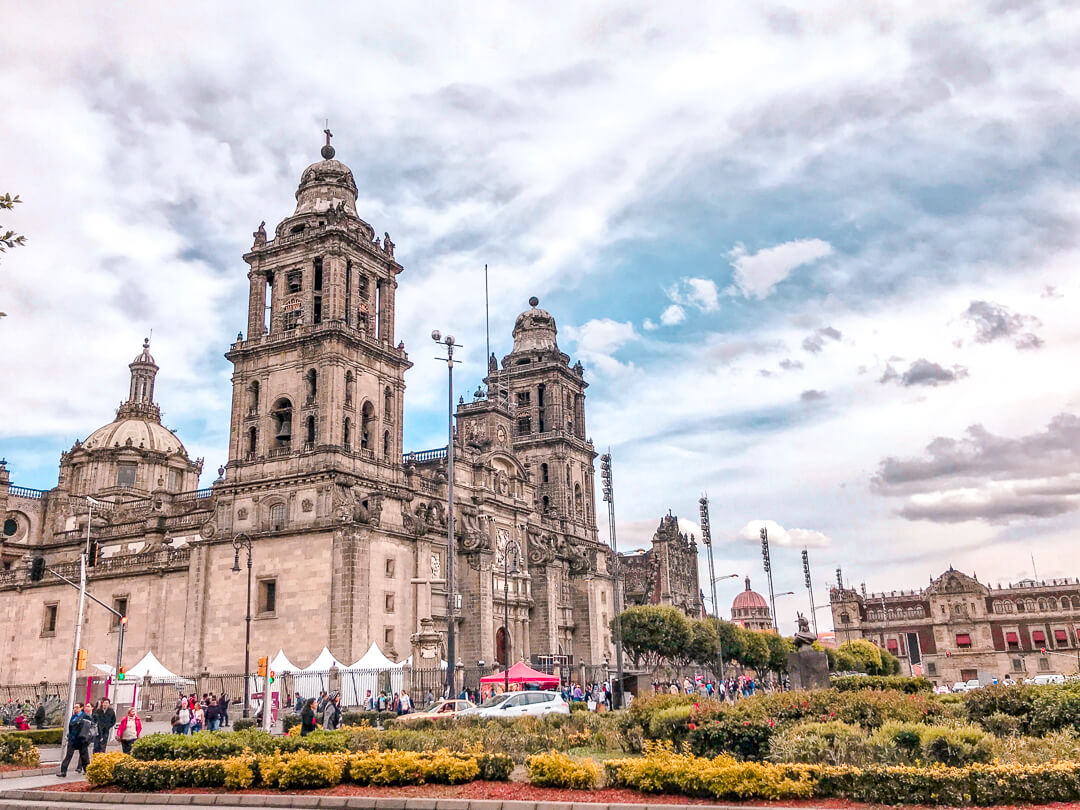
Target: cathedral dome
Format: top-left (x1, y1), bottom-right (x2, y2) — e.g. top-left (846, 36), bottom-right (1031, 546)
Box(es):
top-left (511, 296), bottom-right (559, 353)
top-left (293, 157), bottom-right (359, 217)
top-left (83, 417), bottom-right (187, 456)
top-left (732, 577), bottom-right (769, 611)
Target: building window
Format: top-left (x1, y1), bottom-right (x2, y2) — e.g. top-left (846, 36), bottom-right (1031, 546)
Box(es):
top-left (41, 603), bottom-right (58, 636)
top-left (1039, 657), bottom-right (1050, 671)
top-left (3, 518), bottom-right (17, 537)
top-left (1012, 658), bottom-right (1025, 672)
top-left (283, 307), bottom-right (302, 330)
top-left (269, 503), bottom-right (286, 531)
top-left (840, 612), bottom-right (850, 625)
top-left (541, 463), bottom-right (549, 483)
top-left (116, 463), bottom-right (137, 488)
top-left (601, 590), bottom-right (606, 604)
top-left (384, 593), bottom-right (395, 613)
top-left (516, 391), bottom-right (531, 408)
top-left (361, 402), bottom-right (375, 450)
top-left (271, 398), bottom-right (293, 450)
top-left (345, 371), bottom-right (354, 407)
top-left (384, 386), bottom-right (393, 421)
top-left (955, 633), bottom-right (972, 648)
top-left (383, 627), bottom-right (394, 648)
top-left (343, 417), bottom-right (352, 449)
top-left (305, 369), bottom-right (318, 402)
top-left (383, 430), bottom-right (390, 458)
top-left (111, 597), bottom-right (128, 629)
top-left (168, 468), bottom-right (182, 492)
top-left (517, 416), bottom-right (531, 435)
top-left (926, 662), bottom-right (937, 675)
top-left (258, 579), bottom-right (277, 614)
top-left (385, 558), bottom-right (395, 578)
top-left (287, 270), bottom-right (303, 293)
top-left (305, 415), bottom-right (316, 447)
top-left (248, 426), bottom-right (257, 456)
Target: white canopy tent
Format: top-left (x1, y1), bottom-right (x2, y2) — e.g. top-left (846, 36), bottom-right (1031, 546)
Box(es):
top-left (127, 651), bottom-right (191, 683)
top-left (270, 649), bottom-right (299, 673)
top-left (341, 643), bottom-right (403, 707)
top-left (290, 646), bottom-right (346, 701)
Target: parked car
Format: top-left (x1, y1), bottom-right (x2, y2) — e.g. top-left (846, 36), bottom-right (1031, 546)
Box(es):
top-left (951, 681), bottom-right (969, 692)
top-left (395, 699), bottom-right (475, 723)
top-left (461, 690), bottom-right (569, 718)
top-left (1029, 673), bottom-right (1065, 685)
top-left (965, 679), bottom-right (982, 691)
top-left (933, 684), bottom-right (951, 695)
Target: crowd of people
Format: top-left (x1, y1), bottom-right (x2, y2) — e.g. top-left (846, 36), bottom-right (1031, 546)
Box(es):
top-left (653, 674), bottom-right (777, 700)
top-left (170, 692), bottom-right (231, 734)
top-left (59, 700), bottom-right (143, 776)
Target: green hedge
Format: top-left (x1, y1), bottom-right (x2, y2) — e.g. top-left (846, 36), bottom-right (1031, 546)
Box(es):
top-left (279, 710), bottom-right (397, 732)
top-left (606, 745), bottom-right (1080, 805)
top-left (831, 675), bottom-right (933, 694)
top-left (0, 728), bottom-right (62, 746)
top-left (131, 729), bottom-right (352, 760)
top-left (0, 733), bottom-right (40, 767)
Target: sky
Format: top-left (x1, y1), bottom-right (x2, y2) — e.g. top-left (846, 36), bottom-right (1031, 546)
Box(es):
top-left (3, 0), bottom-right (1080, 634)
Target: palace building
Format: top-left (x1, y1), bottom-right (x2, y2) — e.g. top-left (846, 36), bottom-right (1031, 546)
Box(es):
top-left (831, 567), bottom-right (1080, 686)
top-left (0, 140), bottom-right (616, 685)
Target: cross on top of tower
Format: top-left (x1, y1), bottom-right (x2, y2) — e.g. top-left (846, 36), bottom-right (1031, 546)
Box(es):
top-left (321, 122), bottom-right (335, 160)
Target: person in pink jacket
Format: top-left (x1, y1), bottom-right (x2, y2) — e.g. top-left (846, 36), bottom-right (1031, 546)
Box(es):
top-left (115, 707), bottom-right (142, 754)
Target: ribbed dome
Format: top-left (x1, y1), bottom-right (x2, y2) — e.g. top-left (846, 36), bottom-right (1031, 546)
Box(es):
top-left (83, 418), bottom-right (187, 456)
top-left (132, 337), bottom-right (156, 366)
top-left (512, 296), bottom-right (559, 353)
top-left (294, 158), bottom-right (359, 217)
top-left (732, 578), bottom-right (769, 611)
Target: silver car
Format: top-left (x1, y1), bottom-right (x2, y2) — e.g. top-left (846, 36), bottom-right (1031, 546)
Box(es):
top-left (462, 690), bottom-right (569, 718)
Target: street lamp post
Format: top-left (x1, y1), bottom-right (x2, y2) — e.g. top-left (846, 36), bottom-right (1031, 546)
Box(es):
top-left (432, 330), bottom-right (460, 699)
top-left (231, 533), bottom-right (253, 718)
top-left (708, 573), bottom-right (739, 680)
top-left (599, 452), bottom-right (624, 709)
top-left (502, 541), bottom-right (522, 694)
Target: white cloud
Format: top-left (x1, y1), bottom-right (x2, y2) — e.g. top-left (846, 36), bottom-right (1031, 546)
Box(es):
top-left (684, 278), bottom-right (720, 311)
top-left (642, 318), bottom-right (658, 331)
top-left (736, 519), bottom-right (831, 548)
top-left (660, 304), bottom-right (686, 326)
top-left (563, 318), bottom-right (637, 377)
top-left (729, 239), bottom-right (833, 299)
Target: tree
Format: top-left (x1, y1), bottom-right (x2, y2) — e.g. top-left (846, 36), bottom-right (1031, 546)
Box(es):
top-left (879, 648), bottom-right (902, 675)
top-left (835, 639), bottom-right (883, 674)
top-left (709, 617), bottom-right (745, 669)
top-left (738, 627), bottom-right (771, 673)
top-left (1, 193), bottom-right (25, 256)
top-left (614, 605), bottom-right (691, 671)
top-left (681, 618), bottom-right (719, 671)
top-left (764, 633), bottom-right (795, 674)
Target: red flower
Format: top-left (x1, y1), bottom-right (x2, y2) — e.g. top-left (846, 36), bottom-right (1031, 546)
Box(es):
top-left (688, 723), bottom-right (697, 730)
top-left (744, 721), bottom-right (750, 726)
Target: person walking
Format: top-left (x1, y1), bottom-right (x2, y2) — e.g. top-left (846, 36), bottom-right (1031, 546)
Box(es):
top-left (176, 699), bottom-right (191, 734)
top-left (322, 694), bottom-right (341, 730)
top-left (190, 702), bottom-right (205, 734)
top-left (93, 699), bottom-right (115, 753)
top-left (300, 698), bottom-right (317, 736)
top-left (205, 699), bottom-right (220, 731)
top-left (115, 707), bottom-right (142, 754)
top-left (218, 693), bottom-right (230, 727)
top-left (33, 701), bottom-right (46, 730)
top-left (58, 703), bottom-right (93, 777)
top-left (399, 690), bottom-right (412, 715)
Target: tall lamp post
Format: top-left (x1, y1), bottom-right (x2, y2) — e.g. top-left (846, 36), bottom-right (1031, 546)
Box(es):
top-left (231, 533), bottom-right (253, 718)
top-left (801, 549), bottom-right (819, 636)
top-left (599, 451), bottom-right (624, 709)
top-left (699, 496), bottom-right (719, 619)
top-left (432, 330), bottom-right (460, 699)
top-left (501, 541), bottom-right (522, 693)
top-left (708, 573), bottom-right (739, 679)
top-left (760, 526), bottom-right (779, 634)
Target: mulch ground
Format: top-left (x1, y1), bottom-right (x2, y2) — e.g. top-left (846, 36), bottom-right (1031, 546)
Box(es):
top-left (35, 782), bottom-right (1080, 809)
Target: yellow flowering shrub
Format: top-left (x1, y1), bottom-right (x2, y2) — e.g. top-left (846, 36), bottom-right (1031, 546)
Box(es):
top-left (85, 751), bottom-right (129, 786)
top-left (526, 751), bottom-right (599, 790)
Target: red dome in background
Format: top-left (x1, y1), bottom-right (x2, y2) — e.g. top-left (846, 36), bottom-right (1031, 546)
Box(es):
top-left (732, 577), bottom-right (769, 611)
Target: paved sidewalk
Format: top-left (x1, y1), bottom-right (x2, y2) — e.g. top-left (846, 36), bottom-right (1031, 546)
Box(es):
top-left (0, 771), bottom-right (86, 790)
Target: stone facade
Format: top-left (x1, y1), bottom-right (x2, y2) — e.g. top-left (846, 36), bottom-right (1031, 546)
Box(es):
top-left (831, 567), bottom-right (1080, 686)
top-left (731, 578), bottom-right (773, 631)
top-left (0, 142), bottom-right (616, 684)
top-left (619, 513), bottom-right (702, 618)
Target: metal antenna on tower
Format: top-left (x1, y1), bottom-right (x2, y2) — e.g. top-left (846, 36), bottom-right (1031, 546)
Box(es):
top-left (760, 526), bottom-right (778, 633)
top-left (699, 495), bottom-right (718, 619)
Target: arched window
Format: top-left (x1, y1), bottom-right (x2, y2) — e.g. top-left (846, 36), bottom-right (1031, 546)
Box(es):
top-left (384, 386), bottom-right (393, 421)
top-left (1005, 600), bottom-right (1015, 613)
top-left (993, 601), bottom-right (1002, 614)
top-left (361, 401), bottom-right (375, 450)
top-left (566, 466), bottom-right (571, 486)
top-left (270, 503), bottom-right (286, 531)
top-left (305, 369), bottom-right (317, 402)
top-left (248, 380), bottom-right (260, 413)
top-left (248, 426), bottom-right (257, 456)
top-left (541, 495), bottom-right (550, 512)
top-left (574, 483), bottom-right (583, 517)
top-left (345, 371), bottom-right (354, 407)
top-left (271, 398), bottom-right (293, 450)
top-left (305, 415), bottom-right (316, 447)
top-left (383, 430), bottom-right (390, 458)
top-left (495, 626), bottom-right (510, 667)
top-left (343, 417), bottom-right (352, 449)
top-left (541, 463), bottom-right (549, 483)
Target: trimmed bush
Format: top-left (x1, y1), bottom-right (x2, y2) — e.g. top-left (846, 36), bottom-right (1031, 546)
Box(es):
top-left (477, 752), bottom-right (514, 781)
top-left (832, 675), bottom-right (933, 694)
top-left (767, 720), bottom-right (870, 766)
top-left (687, 712), bottom-right (774, 760)
top-left (223, 756), bottom-right (255, 789)
top-left (0, 733), bottom-right (39, 767)
top-left (231, 718), bottom-right (256, 731)
top-left (112, 758), bottom-right (227, 790)
top-left (86, 752), bottom-right (129, 786)
top-left (341, 710), bottom-right (398, 727)
top-left (526, 750), bottom-right (599, 789)
top-left (1, 728), bottom-right (62, 745)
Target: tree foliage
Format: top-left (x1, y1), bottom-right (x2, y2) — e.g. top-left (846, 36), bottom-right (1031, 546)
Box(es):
top-left (1, 193), bottom-right (25, 255)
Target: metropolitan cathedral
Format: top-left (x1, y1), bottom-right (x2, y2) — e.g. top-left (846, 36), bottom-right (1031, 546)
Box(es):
top-left (0, 139), bottom-right (616, 683)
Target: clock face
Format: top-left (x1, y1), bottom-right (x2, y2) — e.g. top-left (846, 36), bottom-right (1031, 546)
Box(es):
top-left (496, 425), bottom-right (507, 445)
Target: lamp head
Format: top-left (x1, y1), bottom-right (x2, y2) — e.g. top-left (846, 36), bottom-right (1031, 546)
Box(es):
top-left (231, 551), bottom-right (241, 573)
top-left (445, 334), bottom-right (455, 346)
top-left (431, 330), bottom-right (442, 343)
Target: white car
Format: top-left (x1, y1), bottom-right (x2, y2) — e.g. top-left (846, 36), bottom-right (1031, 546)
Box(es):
top-left (965, 679), bottom-right (982, 691)
top-left (461, 690), bottom-right (569, 718)
top-left (1030, 674), bottom-right (1065, 685)
top-left (951, 681), bottom-right (969, 692)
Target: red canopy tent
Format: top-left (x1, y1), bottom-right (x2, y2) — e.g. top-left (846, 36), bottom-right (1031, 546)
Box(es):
top-left (480, 661), bottom-right (560, 688)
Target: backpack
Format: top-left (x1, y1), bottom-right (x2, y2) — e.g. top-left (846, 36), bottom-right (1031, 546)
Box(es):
top-left (77, 717), bottom-right (96, 743)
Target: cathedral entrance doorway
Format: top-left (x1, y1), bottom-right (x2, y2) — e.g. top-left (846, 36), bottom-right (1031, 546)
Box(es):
top-left (496, 626), bottom-right (511, 668)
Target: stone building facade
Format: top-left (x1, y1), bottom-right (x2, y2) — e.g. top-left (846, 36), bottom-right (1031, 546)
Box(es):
top-left (0, 142), bottom-right (616, 685)
top-left (619, 513), bottom-right (703, 618)
top-left (731, 578), bottom-right (773, 631)
top-left (830, 567), bottom-right (1080, 686)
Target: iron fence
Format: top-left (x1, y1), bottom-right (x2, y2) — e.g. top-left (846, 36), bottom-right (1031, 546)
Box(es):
top-left (0, 681), bottom-right (68, 705)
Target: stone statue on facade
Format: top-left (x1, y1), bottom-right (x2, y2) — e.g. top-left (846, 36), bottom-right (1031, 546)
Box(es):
top-left (253, 221), bottom-right (267, 247)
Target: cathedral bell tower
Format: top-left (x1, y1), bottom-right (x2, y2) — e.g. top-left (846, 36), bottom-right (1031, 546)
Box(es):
top-left (224, 135), bottom-right (412, 484)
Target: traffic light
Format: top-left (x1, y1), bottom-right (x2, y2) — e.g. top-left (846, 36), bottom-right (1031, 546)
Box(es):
top-left (257, 655), bottom-right (268, 678)
top-left (87, 539), bottom-right (99, 567)
top-left (30, 557), bottom-right (45, 582)
top-left (76, 649), bottom-right (88, 671)
top-left (119, 615), bottom-right (128, 626)
top-left (269, 670), bottom-right (275, 685)
top-left (117, 666), bottom-right (126, 681)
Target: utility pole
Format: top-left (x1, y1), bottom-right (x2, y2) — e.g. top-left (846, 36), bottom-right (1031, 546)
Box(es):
top-left (760, 526), bottom-right (778, 633)
top-left (433, 330), bottom-right (460, 699)
top-left (600, 451), bottom-right (624, 709)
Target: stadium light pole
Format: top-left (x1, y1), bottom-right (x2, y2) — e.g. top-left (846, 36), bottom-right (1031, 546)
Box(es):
top-left (432, 330), bottom-right (460, 699)
top-left (600, 451), bottom-right (624, 710)
top-left (760, 526), bottom-right (779, 633)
